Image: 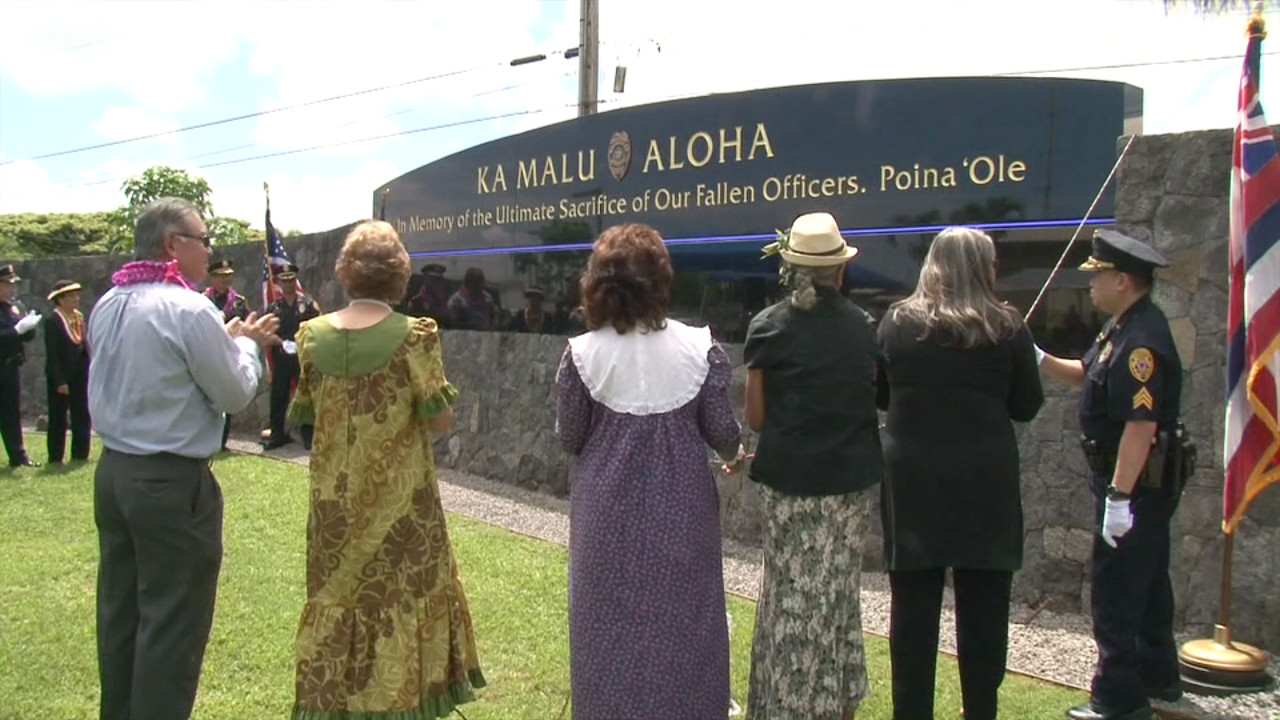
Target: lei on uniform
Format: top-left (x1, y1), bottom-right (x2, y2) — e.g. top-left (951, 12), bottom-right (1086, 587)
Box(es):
top-left (204, 285), bottom-right (242, 315)
top-left (111, 260), bottom-right (195, 291)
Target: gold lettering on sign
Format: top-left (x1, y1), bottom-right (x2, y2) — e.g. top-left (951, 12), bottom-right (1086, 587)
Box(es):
top-left (749, 123), bottom-right (774, 160)
top-left (642, 123), bottom-right (775, 173)
top-left (514, 150), bottom-right (597, 190)
top-left (688, 132), bottom-right (714, 168)
top-left (719, 126), bottom-right (742, 164)
top-left (518, 159), bottom-right (538, 189)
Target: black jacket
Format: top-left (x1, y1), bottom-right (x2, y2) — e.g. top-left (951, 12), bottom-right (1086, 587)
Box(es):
top-left (876, 312), bottom-right (1044, 571)
top-left (44, 309), bottom-right (89, 389)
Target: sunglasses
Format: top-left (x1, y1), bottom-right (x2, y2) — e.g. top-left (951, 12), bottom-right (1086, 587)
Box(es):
top-left (174, 232), bottom-right (212, 248)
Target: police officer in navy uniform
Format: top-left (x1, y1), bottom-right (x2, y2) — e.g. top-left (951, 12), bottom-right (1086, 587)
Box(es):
top-left (264, 263), bottom-right (320, 450)
top-left (204, 259), bottom-right (250, 451)
top-left (0, 264), bottom-right (42, 467)
top-left (1038, 230), bottom-right (1185, 720)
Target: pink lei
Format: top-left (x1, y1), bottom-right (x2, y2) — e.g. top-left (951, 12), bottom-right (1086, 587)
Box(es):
top-left (111, 260), bottom-right (196, 291)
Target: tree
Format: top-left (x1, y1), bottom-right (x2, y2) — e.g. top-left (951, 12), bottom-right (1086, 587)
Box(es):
top-left (0, 212), bottom-right (115, 259)
top-left (108, 166), bottom-right (258, 253)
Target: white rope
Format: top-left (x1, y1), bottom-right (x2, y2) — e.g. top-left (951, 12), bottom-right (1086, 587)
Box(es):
top-left (1023, 133), bottom-right (1139, 322)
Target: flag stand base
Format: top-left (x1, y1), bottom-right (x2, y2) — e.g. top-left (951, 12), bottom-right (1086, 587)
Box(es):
top-left (1177, 625), bottom-right (1272, 696)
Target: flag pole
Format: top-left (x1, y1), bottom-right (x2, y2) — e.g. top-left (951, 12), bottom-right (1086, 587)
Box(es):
top-left (379, 187), bottom-right (390, 221)
top-left (261, 181), bottom-right (275, 442)
top-left (1176, 5), bottom-right (1272, 695)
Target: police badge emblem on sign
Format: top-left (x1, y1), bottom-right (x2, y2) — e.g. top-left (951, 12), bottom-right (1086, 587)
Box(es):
top-left (608, 131), bottom-right (631, 181)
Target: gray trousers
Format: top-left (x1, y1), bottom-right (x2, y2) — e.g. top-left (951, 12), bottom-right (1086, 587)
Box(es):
top-left (94, 448), bottom-right (223, 720)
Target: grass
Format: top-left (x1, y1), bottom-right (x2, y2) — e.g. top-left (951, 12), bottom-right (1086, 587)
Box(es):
top-left (0, 435), bottom-right (1085, 719)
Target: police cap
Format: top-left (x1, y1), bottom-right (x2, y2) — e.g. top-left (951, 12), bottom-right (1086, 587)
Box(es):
top-left (0, 264), bottom-right (21, 283)
top-left (209, 258), bottom-right (235, 275)
top-left (276, 263), bottom-right (299, 281)
top-left (1078, 229), bottom-right (1168, 278)
top-left (422, 263), bottom-right (447, 277)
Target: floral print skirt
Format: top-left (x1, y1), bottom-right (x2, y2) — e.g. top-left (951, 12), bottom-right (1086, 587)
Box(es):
top-left (747, 484), bottom-right (873, 720)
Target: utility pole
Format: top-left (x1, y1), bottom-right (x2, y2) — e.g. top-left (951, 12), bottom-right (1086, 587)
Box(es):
top-left (577, 0), bottom-right (598, 117)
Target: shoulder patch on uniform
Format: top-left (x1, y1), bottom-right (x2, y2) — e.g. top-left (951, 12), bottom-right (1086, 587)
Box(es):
top-left (1129, 347), bottom-right (1155, 383)
top-left (1133, 386), bottom-right (1155, 411)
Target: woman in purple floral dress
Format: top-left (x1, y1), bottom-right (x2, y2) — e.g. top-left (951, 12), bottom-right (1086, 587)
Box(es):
top-left (556, 224), bottom-right (745, 720)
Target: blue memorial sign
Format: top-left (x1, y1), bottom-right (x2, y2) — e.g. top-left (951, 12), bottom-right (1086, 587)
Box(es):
top-left (376, 77), bottom-right (1141, 257)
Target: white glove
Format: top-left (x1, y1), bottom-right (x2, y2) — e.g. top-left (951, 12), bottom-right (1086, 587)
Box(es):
top-left (281, 339), bottom-right (298, 355)
top-left (1101, 496), bottom-right (1134, 548)
top-left (14, 311), bottom-right (40, 334)
top-left (1034, 344), bottom-right (1047, 366)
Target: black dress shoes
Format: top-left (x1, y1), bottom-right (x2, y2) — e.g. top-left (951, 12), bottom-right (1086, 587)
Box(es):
top-left (1147, 684), bottom-right (1182, 703)
top-left (1066, 701), bottom-right (1153, 720)
top-left (262, 434), bottom-right (294, 450)
top-left (9, 458), bottom-right (41, 468)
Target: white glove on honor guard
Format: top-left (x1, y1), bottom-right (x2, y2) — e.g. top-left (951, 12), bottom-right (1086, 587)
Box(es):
top-left (281, 339), bottom-right (298, 355)
top-left (14, 311), bottom-right (40, 334)
top-left (1101, 496), bottom-right (1134, 548)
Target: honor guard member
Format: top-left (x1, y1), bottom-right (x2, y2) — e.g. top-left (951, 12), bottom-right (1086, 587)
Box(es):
top-left (0, 264), bottom-right (41, 467)
top-left (265, 263), bottom-right (320, 450)
top-left (1038, 230), bottom-right (1191, 720)
top-left (204, 259), bottom-right (250, 451)
top-left (44, 280), bottom-right (91, 464)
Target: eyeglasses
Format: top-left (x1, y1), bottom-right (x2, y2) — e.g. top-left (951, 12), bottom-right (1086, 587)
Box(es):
top-left (174, 232), bottom-right (212, 248)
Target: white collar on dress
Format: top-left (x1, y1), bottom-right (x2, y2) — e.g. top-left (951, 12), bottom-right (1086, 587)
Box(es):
top-left (568, 318), bottom-right (713, 416)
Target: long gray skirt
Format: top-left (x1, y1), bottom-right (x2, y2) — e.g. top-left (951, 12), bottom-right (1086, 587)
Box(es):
top-left (747, 484), bottom-right (872, 720)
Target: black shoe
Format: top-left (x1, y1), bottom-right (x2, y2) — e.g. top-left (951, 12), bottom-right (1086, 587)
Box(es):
top-left (1146, 684), bottom-right (1182, 703)
top-left (9, 458), bottom-right (41, 468)
top-left (262, 434), bottom-right (294, 450)
top-left (1066, 701), bottom-right (1152, 720)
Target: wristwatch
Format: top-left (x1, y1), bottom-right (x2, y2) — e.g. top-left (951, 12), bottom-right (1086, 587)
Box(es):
top-left (1106, 485), bottom-right (1131, 501)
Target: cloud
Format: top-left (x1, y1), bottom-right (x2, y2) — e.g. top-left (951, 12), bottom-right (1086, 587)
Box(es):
top-left (92, 106), bottom-right (181, 142)
top-left (0, 0), bottom-right (241, 110)
top-left (210, 160), bottom-right (402, 233)
top-left (0, 156), bottom-right (140, 215)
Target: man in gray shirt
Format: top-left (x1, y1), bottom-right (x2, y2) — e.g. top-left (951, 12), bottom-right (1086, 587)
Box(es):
top-left (88, 197), bottom-right (278, 720)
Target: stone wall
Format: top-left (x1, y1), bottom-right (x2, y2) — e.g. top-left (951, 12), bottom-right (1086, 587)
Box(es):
top-left (9, 125), bottom-right (1277, 651)
top-left (1111, 128), bottom-right (1280, 650)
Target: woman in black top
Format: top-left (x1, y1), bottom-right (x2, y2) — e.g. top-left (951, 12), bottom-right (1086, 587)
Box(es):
top-left (741, 212), bottom-right (882, 720)
top-left (876, 227), bottom-right (1044, 720)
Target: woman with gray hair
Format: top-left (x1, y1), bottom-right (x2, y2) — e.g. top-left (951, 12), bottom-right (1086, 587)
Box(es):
top-left (741, 212), bottom-right (882, 720)
top-left (876, 226), bottom-right (1044, 720)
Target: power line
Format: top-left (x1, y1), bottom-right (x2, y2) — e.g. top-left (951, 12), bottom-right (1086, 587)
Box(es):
top-left (0, 52), bottom-right (575, 167)
top-left (997, 50), bottom-right (1280, 76)
top-left (20, 73), bottom-right (575, 192)
top-left (15, 102), bottom-right (581, 197)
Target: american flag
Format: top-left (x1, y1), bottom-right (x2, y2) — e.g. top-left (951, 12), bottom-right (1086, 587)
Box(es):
top-left (262, 204), bottom-right (302, 308)
top-left (1225, 15), bottom-right (1280, 533)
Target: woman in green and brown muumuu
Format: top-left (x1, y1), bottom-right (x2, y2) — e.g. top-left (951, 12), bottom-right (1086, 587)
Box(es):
top-left (288, 221), bottom-right (484, 720)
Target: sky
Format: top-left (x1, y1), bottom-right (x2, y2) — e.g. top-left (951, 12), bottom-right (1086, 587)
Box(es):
top-left (0, 0), bottom-right (1277, 234)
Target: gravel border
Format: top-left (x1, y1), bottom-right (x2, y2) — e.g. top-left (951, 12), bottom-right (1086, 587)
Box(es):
top-left (227, 436), bottom-right (1278, 719)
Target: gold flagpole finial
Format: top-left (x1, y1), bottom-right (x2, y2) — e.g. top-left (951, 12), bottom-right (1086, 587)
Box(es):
top-left (1249, 3), bottom-right (1267, 39)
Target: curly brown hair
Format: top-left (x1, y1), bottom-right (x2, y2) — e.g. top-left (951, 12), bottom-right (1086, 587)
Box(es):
top-left (580, 224), bottom-right (673, 334)
top-left (335, 221), bottom-right (411, 304)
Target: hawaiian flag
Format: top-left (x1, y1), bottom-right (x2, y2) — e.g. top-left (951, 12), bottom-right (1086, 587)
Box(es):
top-left (1225, 16), bottom-right (1280, 533)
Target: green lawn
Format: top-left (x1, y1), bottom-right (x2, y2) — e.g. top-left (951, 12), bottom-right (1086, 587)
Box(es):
top-left (0, 435), bottom-right (1085, 719)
